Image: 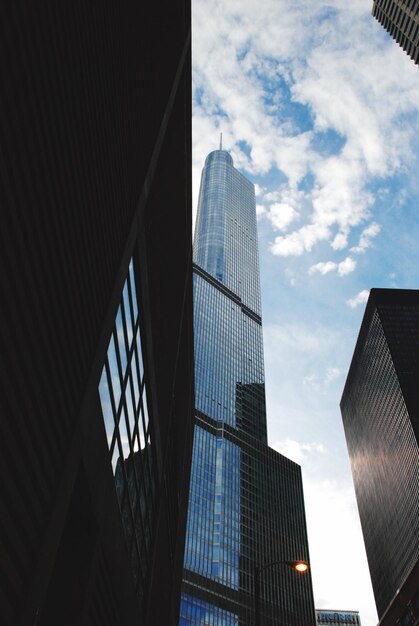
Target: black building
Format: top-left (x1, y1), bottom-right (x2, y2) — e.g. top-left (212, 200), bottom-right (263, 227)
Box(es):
top-left (340, 289), bottom-right (419, 626)
top-left (0, 3), bottom-right (193, 626)
top-left (372, 0), bottom-right (419, 65)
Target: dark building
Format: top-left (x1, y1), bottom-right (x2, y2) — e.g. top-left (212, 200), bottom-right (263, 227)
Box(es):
top-left (372, 0), bottom-right (419, 65)
top-left (179, 149), bottom-right (316, 625)
top-left (316, 609), bottom-right (361, 625)
top-left (340, 289), bottom-right (419, 626)
top-left (0, 3), bottom-right (193, 626)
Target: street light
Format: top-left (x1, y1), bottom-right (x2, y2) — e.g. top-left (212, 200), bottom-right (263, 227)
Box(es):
top-left (254, 559), bottom-right (309, 626)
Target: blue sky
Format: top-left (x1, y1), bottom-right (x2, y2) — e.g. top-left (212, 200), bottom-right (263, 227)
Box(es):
top-left (192, 1), bottom-right (419, 624)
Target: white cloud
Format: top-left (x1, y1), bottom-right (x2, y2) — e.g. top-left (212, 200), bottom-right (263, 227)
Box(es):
top-left (325, 366), bottom-right (341, 384)
top-left (347, 289), bottom-right (370, 308)
top-left (331, 230), bottom-right (349, 250)
top-left (338, 256), bottom-right (356, 276)
top-left (267, 202), bottom-right (298, 231)
top-left (272, 438), bottom-right (325, 464)
top-left (271, 222), bottom-right (330, 256)
top-left (254, 183), bottom-right (263, 197)
top-left (256, 204), bottom-right (267, 217)
top-left (303, 366), bottom-right (342, 391)
top-left (350, 222), bottom-right (381, 253)
top-left (308, 257), bottom-right (356, 276)
top-left (192, 0), bottom-right (419, 255)
top-left (309, 261), bottom-right (337, 275)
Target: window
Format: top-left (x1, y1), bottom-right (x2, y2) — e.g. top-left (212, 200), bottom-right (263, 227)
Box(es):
top-left (98, 258), bottom-right (155, 600)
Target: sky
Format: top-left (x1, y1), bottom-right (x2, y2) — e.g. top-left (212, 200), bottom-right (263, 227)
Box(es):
top-left (191, 1), bottom-right (419, 624)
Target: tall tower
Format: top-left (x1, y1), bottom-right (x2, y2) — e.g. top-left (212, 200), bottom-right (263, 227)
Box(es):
top-left (341, 289), bottom-right (419, 626)
top-left (179, 149), bottom-right (316, 625)
top-left (372, 0), bottom-right (419, 66)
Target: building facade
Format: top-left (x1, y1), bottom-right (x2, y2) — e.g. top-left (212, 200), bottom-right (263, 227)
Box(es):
top-left (340, 289), bottom-right (419, 626)
top-left (0, 3), bottom-right (193, 625)
top-left (372, 0), bottom-right (419, 65)
top-left (316, 609), bottom-right (361, 625)
top-left (179, 149), bottom-right (316, 625)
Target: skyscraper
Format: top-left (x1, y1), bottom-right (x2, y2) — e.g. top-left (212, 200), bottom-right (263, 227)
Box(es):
top-left (0, 3), bottom-right (193, 625)
top-left (341, 289), bottom-right (419, 626)
top-left (179, 149), bottom-right (316, 625)
top-left (372, 0), bottom-right (419, 65)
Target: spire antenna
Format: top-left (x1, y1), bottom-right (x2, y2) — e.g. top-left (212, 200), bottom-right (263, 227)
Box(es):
top-left (219, 132), bottom-right (222, 150)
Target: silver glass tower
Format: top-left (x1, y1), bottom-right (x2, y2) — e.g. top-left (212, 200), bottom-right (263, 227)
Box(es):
top-left (180, 149), bottom-right (316, 625)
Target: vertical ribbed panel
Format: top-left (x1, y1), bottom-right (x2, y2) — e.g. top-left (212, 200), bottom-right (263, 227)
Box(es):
top-left (0, 2), bottom-right (192, 625)
top-left (372, 0), bottom-right (419, 65)
top-left (341, 289), bottom-right (419, 620)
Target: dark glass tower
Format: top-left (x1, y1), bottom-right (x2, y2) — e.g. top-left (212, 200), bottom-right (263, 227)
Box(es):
top-left (341, 289), bottom-right (419, 626)
top-left (372, 0), bottom-right (419, 66)
top-left (180, 150), bottom-right (316, 625)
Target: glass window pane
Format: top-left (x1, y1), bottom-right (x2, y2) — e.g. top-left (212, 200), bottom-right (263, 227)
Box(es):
top-left (99, 366), bottom-right (114, 449)
top-left (119, 407), bottom-right (131, 461)
top-left (107, 334), bottom-right (121, 410)
top-left (116, 305), bottom-right (127, 373)
top-left (129, 259), bottom-right (139, 323)
top-left (133, 428), bottom-right (141, 453)
top-left (123, 282), bottom-right (133, 344)
top-left (126, 382), bottom-right (136, 435)
top-left (111, 439), bottom-right (120, 475)
top-left (131, 352), bottom-right (140, 406)
top-left (142, 386), bottom-right (150, 433)
top-left (138, 407), bottom-right (146, 450)
top-left (136, 326), bottom-right (144, 380)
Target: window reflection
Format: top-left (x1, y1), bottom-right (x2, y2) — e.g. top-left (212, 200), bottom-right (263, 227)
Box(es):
top-left (98, 257), bottom-right (155, 601)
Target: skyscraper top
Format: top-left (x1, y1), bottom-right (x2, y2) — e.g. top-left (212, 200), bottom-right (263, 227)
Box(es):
top-left (194, 148), bottom-right (259, 313)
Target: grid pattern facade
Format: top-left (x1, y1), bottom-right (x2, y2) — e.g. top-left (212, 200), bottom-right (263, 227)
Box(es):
top-left (341, 290), bottom-right (419, 622)
top-left (316, 609), bottom-right (361, 625)
top-left (182, 417), bottom-right (315, 625)
top-left (372, 0), bottom-right (419, 65)
top-left (98, 258), bottom-right (156, 605)
top-left (180, 594), bottom-right (239, 625)
top-left (184, 426), bottom-right (240, 588)
top-left (193, 272), bottom-right (266, 439)
top-left (0, 1), bottom-right (193, 623)
top-left (181, 150), bottom-right (315, 624)
top-left (194, 151), bottom-right (262, 314)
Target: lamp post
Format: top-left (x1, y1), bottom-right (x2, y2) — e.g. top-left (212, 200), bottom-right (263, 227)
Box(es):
top-left (254, 560), bottom-right (309, 626)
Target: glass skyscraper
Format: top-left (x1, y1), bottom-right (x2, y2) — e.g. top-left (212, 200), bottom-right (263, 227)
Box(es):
top-left (180, 149), bottom-right (316, 625)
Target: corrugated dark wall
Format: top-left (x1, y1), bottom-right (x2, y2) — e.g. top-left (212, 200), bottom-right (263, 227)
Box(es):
top-left (341, 289), bottom-right (419, 623)
top-left (0, 2), bottom-right (192, 625)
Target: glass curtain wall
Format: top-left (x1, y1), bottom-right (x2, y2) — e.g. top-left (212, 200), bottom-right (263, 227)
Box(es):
top-left (180, 150), bottom-right (315, 625)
